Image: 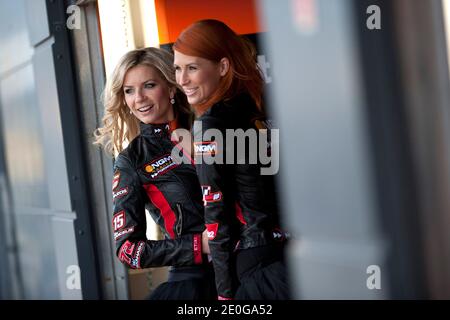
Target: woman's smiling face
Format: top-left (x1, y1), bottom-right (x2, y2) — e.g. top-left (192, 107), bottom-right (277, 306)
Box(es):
top-left (173, 50), bottom-right (223, 106)
top-left (123, 64), bottom-right (175, 124)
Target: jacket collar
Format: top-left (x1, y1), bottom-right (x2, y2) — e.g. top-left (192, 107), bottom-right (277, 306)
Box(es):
top-left (139, 118), bottom-right (179, 136)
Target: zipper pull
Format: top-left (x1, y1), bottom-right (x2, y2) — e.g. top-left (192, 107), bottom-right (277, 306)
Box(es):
top-left (175, 203), bottom-right (183, 236)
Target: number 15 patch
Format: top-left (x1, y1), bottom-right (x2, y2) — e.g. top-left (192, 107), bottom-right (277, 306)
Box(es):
top-left (113, 211), bottom-right (125, 231)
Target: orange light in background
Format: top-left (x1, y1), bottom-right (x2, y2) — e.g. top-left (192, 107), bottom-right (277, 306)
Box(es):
top-left (154, 0), bottom-right (262, 44)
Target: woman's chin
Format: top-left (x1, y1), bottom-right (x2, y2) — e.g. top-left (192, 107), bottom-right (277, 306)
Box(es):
top-left (187, 96), bottom-right (201, 105)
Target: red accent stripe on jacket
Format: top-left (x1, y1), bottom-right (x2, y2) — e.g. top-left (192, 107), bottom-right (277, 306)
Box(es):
top-left (193, 234), bottom-right (202, 264)
top-left (144, 184), bottom-right (176, 239)
top-left (235, 202), bottom-right (247, 225)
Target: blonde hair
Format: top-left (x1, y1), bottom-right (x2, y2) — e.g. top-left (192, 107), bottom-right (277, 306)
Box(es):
top-left (93, 47), bottom-right (191, 156)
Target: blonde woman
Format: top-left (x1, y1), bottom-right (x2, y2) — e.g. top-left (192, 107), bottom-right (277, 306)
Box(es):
top-left (94, 47), bottom-right (215, 300)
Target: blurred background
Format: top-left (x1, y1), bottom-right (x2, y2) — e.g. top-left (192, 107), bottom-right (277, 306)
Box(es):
top-left (1, 0), bottom-right (450, 299)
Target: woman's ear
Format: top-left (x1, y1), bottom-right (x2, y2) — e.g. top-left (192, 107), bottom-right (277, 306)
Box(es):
top-left (169, 87), bottom-right (176, 99)
top-left (219, 57), bottom-right (230, 77)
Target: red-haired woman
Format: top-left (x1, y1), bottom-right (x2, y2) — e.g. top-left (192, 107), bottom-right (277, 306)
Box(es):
top-left (173, 19), bottom-right (290, 300)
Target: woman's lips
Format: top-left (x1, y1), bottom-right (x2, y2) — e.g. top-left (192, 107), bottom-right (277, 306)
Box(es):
top-left (138, 105), bottom-right (154, 113)
top-left (184, 88), bottom-right (198, 96)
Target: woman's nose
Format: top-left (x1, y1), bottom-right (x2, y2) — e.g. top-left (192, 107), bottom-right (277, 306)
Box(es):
top-left (135, 89), bottom-right (145, 102)
top-left (179, 70), bottom-right (189, 85)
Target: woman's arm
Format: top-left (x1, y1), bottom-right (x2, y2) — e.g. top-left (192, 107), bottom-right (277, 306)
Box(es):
top-left (112, 155), bottom-right (202, 269)
top-left (193, 117), bottom-right (236, 299)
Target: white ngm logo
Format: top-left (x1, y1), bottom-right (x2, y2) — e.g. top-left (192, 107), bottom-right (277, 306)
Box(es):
top-left (194, 142), bottom-right (217, 155)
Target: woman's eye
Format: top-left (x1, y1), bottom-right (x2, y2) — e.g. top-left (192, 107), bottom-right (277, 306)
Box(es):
top-left (124, 88), bottom-right (133, 94)
top-left (188, 66), bottom-right (197, 71)
top-left (145, 83), bottom-right (155, 88)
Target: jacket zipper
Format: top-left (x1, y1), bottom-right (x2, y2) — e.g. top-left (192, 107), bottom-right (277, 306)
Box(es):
top-left (175, 203), bottom-right (183, 236)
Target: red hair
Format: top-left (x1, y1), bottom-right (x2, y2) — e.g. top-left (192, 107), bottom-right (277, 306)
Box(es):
top-left (173, 19), bottom-right (264, 115)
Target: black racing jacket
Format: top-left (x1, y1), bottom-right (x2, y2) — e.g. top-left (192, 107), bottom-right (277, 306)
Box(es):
top-left (193, 93), bottom-right (286, 299)
top-left (112, 121), bottom-right (205, 270)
